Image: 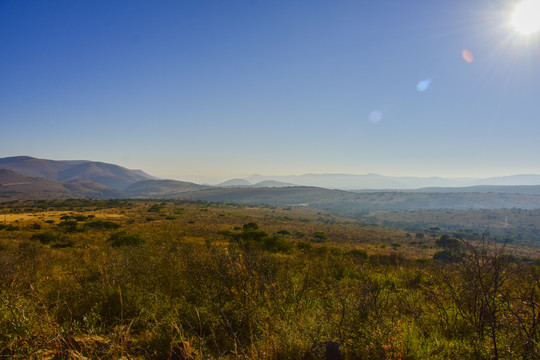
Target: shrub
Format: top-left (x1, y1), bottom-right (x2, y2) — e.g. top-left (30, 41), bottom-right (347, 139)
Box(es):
top-left (435, 235), bottom-right (461, 250)
top-left (349, 249), bottom-right (368, 262)
top-left (30, 231), bottom-right (75, 247)
top-left (433, 249), bottom-right (462, 262)
top-left (57, 220), bottom-right (79, 232)
top-left (148, 204), bottom-right (163, 213)
top-left (329, 247), bottom-right (344, 257)
top-left (243, 222), bottom-right (259, 231)
top-left (222, 223), bottom-right (293, 253)
top-left (107, 231), bottom-right (146, 247)
top-left (260, 235), bottom-right (294, 253)
top-left (50, 239), bottom-right (76, 248)
top-left (30, 231), bottom-right (63, 244)
top-left (85, 220), bottom-right (121, 230)
top-left (313, 232), bottom-right (327, 242)
top-left (297, 241), bottom-right (313, 250)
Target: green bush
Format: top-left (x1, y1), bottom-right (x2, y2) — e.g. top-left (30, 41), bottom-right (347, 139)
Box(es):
top-left (349, 249), bottom-right (368, 262)
top-left (30, 231), bottom-right (63, 244)
top-left (57, 220), bottom-right (79, 232)
top-left (313, 232), bottom-right (327, 242)
top-left (222, 223), bottom-right (293, 253)
top-left (242, 222), bottom-right (259, 230)
top-left (107, 231), bottom-right (146, 247)
top-left (85, 220), bottom-right (121, 230)
top-left (433, 249), bottom-right (462, 262)
top-left (30, 231), bottom-right (75, 248)
top-left (435, 235), bottom-right (461, 250)
top-left (297, 241), bottom-right (313, 250)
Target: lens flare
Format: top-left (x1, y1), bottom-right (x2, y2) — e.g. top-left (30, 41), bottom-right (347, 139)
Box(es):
top-left (462, 49), bottom-right (474, 63)
top-left (416, 79), bottom-right (431, 92)
top-left (369, 110), bottom-right (382, 123)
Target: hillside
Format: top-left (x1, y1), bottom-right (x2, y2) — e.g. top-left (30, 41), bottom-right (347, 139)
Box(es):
top-left (123, 179), bottom-right (208, 197)
top-left (0, 156), bottom-right (154, 190)
top-left (0, 169), bottom-right (121, 200)
top-left (175, 186), bottom-right (540, 212)
top-left (178, 186), bottom-right (348, 205)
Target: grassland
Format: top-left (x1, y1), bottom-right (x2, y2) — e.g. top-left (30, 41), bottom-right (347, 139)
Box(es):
top-left (0, 200), bottom-right (539, 359)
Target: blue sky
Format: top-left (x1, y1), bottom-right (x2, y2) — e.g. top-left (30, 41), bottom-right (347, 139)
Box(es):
top-left (1, 0), bottom-right (539, 183)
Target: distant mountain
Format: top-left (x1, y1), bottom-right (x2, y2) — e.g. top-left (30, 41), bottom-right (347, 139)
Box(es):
top-left (130, 169), bottom-right (160, 180)
top-left (245, 173), bottom-right (473, 189)
top-left (216, 178), bottom-right (296, 188)
top-left (470, 174), bottom-right (540, 186)
top-left (0, 169), bottom-right (121, 200)
top-left (0, 156), bottom-right (86, 179)
top-left (2, 156), bottom-right (540, 211)
top-left (123, 179), bottom-right (208, 197)
top-left (245, 173), bottom-right (540, 190)
top-left (253, 180), bottom-right (296, 188)
top-left (216, 178), bottom-right (252, 187)
top-left (0, 156), bottom-right (155, 190)
top-left (389, 185), bottom-right (540, 196)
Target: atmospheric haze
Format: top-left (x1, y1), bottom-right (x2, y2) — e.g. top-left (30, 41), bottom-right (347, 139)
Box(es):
top-left (1, 0), bottom-right (539, 182)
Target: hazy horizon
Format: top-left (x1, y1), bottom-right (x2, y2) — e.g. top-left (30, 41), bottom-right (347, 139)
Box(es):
top-left (2, 1), bottom-right (539, 181)
top-left (4, 154), bottom-right (540, 187)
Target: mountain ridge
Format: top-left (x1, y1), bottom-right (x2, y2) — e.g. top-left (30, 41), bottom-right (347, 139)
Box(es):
top-left (0, 169), bottom-right (121, 200)
top-left (2, 156), bottom-right (540, 211)
top-left (243, 173), bottom-right (540, 190)
top-left (0, 156), bottom-right (155, 190)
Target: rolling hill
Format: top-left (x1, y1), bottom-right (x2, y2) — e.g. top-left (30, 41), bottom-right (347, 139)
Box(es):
top-left (0, 156), bottom-right (155, 190)
top-left (0, 169), bottom-right (121, 200)
top-left (2, 156), bottom-right (540, 212)
top-left (123, 179), bottom-right (208, 197)
top-left (172, 186), bottom-right (540, 213)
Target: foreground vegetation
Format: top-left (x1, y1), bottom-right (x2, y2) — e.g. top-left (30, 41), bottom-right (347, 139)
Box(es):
top-left (0, 200), bottom-right (539, 359)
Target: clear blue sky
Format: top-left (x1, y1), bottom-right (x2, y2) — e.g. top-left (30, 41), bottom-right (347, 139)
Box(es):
top-left (1, 0), bottom-right (539, 183)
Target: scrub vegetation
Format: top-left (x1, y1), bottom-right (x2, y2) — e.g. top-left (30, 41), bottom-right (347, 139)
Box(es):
top-left (0, 200), bottom-right (539, 359)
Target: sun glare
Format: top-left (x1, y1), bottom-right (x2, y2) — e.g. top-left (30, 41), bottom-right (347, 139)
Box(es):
top-left (511, 0), bottom-right (540, 35)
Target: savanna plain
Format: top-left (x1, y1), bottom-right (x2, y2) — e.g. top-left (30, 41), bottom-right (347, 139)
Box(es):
top-left (0, 199), bottom-right (539, 359)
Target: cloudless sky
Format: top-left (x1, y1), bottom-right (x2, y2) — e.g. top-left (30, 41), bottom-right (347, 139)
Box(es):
top-left (1, 0), bottom-right (539, 183)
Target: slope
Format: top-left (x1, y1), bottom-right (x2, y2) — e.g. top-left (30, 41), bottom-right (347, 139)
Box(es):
top-left (0, 156), bottom-right (155, 190)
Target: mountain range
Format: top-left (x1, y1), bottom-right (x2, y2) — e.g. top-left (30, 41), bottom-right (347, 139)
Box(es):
top-left (0, 156), bottom-right (156, 190)
top-left (2, 156), bottom-right (540, 211)
top-left (240, 173), bottom-right (540, 190)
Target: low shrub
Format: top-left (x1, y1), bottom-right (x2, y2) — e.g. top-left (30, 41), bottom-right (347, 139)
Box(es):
top-left (85, 220), bottom-right (121, 230)
top-left (107, 231), bottom-right (146, 247)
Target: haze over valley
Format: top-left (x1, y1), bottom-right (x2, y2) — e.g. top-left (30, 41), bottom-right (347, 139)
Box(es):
top-left (3, 156), bottom-right (540, 212)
